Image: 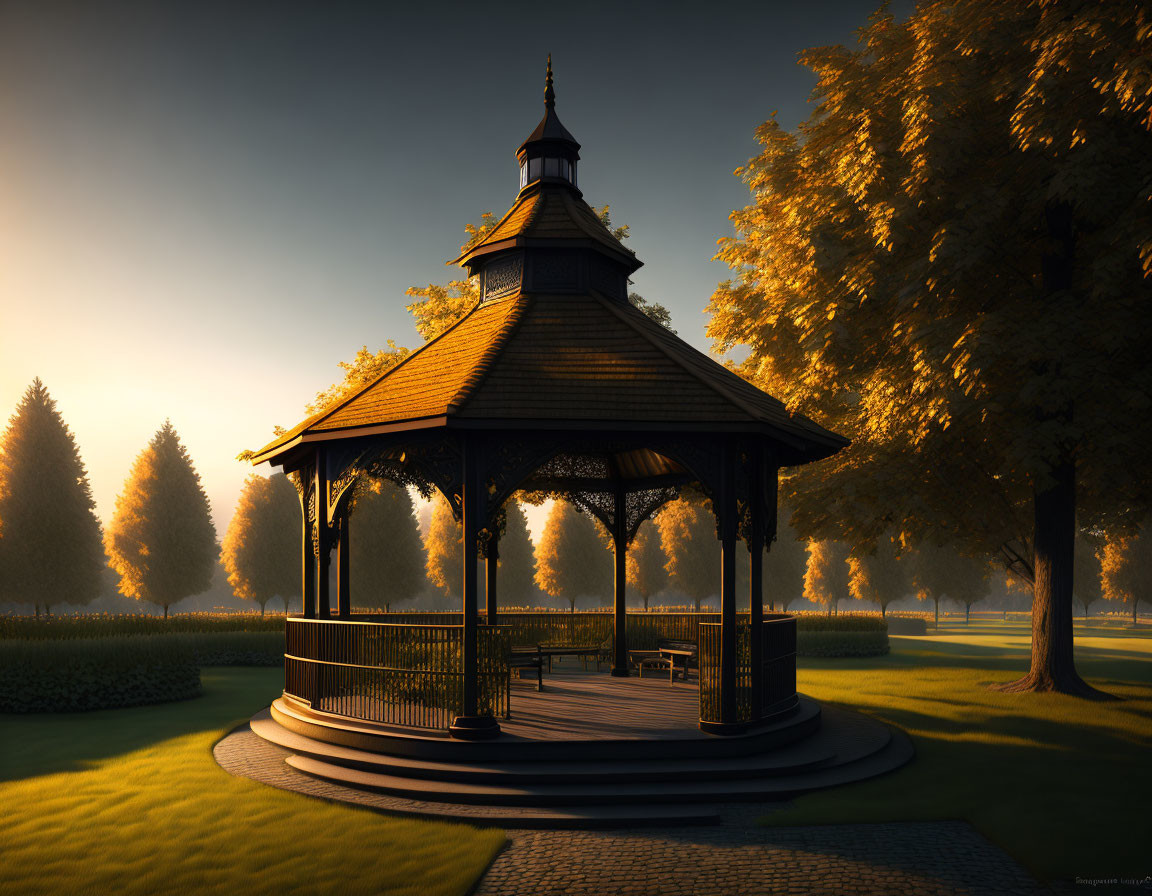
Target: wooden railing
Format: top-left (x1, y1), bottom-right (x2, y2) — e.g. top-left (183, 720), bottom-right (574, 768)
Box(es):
top-left (348, 611), bottom-right (723, 650)
top-left (698, 614), bottom-right (797, 726)
top-left (284, 618), bottom-right (509, 729)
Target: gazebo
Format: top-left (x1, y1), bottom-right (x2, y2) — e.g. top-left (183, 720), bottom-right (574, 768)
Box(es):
top-left (250, 60), bottom-right (847, 743)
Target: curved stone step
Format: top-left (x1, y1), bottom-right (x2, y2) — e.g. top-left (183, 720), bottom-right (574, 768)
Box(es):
top-left (251, 710), bottom-right (834, 784)
top-left (283, 741), bottom-right (892, 806)
top-left (269, 694), bottom-right (822, 762)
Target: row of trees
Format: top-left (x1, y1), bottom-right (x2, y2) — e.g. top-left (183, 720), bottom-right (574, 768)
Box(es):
top-left (0, 380), bottom-right (217, 617)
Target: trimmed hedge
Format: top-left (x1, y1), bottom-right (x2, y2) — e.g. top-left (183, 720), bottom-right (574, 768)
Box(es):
top-left (793, 614), bottom-right (888, 633)
top-left (191, 632), bottom-right (283, 666)
top-left (0, 635), bottom-right (201, 713)
top-left (797, 630), bottom-right (889, 657)
top-left (0, 612), bottom-right (284, 641)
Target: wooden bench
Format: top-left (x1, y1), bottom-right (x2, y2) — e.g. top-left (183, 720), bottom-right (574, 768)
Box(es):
top-left (633, 638), bottom-right (697, 683)
top-left (508, 646), bottom-right (543, 691)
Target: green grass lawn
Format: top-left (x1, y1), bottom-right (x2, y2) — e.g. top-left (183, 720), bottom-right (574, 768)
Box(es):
top-left (0, 668), bottom-right (504, 896)
top-left (769, 618), bottom-right (1152, 886)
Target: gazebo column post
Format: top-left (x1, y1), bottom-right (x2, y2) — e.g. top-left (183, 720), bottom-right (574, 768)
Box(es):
top-left (719, 443), bottom-right (739, 728)
top-left (485, 534), bottom-right (499, 626)
top-left (336, 513), bottom-right (351, 618)
top-left (450, 438), bottom-right (500, 740)
top-left (300, 492), bottom-right (315, 619)
top-left (611, 485), bottom-right (629, 677)
top-left (749, 449), bottom-right (765, 722)
top-left (314, 448), bottom-right (331, 618)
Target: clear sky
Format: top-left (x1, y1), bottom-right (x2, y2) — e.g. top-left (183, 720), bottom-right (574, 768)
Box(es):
top-left (0, 0), bottom-right (906, 539)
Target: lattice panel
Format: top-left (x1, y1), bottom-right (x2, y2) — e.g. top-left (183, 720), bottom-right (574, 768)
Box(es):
top-left (483, 255), bottom-right (522, 301)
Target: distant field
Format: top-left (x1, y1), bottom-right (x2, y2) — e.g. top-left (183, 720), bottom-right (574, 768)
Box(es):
top-left (0, 668), bottom-right (503, 896)
top-left (770, 618), bottom-right (1152, 887)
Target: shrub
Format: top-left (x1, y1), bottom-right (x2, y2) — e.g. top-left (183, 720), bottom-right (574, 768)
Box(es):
top-left (794, 614), bottom-right (888, 633)
top-left (0, 612), bottom-right (285, 641)
top-left (797, 630), bottom-right (889, 657)
top-left (0, 635), bottom-right (201, 713)
top-left (190, 631), bottom-right (283, 666)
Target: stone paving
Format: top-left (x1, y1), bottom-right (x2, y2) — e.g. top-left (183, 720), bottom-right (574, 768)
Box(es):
top-left (215, 724), bottom-right (1051, 895)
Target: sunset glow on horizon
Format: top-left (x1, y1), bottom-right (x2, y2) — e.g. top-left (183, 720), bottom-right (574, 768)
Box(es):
top-left (0, 0), bottom-right (902, 537)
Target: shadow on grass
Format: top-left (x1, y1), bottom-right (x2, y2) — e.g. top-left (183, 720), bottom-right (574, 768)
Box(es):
top-left (0, 667), bottom-right (283, 783)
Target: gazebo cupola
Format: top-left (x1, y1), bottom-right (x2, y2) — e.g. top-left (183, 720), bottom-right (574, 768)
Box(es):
top-left (455, 57), bottom-right (641, 306)
top-left (516, 54), bottom-right (579, 192)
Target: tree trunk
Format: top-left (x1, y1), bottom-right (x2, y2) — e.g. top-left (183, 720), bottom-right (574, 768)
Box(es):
top-left (34, 603), bottom-right (40, 619)
top-left (260, 601), bottom-right (266, 618)
top-left (881, 604), bottom-right (886, 618)
top-left (45, 604), bottom-right (52, 618)
top-left (1134, 599), bottom-right (1138, 626)
top-left (965, 604), bottom-right (970, 625)
top-left (995, 461), bottom-right (1112, 698)
top-left (934, 598), bottom-right (939, 629)
top-left (163, 605), bottom-right (168, 620)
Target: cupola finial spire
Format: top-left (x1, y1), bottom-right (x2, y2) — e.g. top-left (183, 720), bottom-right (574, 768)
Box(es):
top-left (545, 54), bottom-right (555, 110)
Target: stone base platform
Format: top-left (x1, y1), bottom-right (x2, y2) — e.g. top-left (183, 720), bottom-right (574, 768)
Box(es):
top-left (216, 671), bottom-right (912, 828)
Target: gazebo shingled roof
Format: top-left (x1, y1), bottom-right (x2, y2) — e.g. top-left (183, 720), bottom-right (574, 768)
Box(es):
top-left (250, 288), bottom-right (844, 466)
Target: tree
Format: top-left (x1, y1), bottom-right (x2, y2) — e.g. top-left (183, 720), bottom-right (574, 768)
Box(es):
top-left (655, 495), bottom-right (718, 611)
top-left (628, 520), bottom-right (668, 610)
top-left (307, 342), bottom-right (410, 414)
top-left (761, 514), bottom-right (809, 612)
top-left (497, 501), bottom-right (537, 607)
top-left (425, 493), bottom-right (464, 601)
top-left (909, 543), bottom-right (991, 626)
top-left (1100, 526), bottom-right (1152, 625)
top-left (708, 0), bottom-right (1151, 696)
top-left (534, 499), bottom-right (611, 612)
top-left (803, 540), bottom-right (851, 615)
top-left (221, 472), bottom-right (300, 615)
top-left (407, 207), bottom-right (674, 343)
top-left (1073, 531), bottom-right (1104, 619)
top-left (349, 478), bottom-right (426, 612)
top-left (0, 379), bottom-right (104, 615)
top-left (106, 421), bottom-right (217, 618)
top-left (848, 535), bottom-right (909, 618)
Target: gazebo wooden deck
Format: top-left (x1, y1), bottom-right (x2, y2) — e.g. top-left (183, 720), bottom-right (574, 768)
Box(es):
top-left (248, 60), bottom-right (847, 770)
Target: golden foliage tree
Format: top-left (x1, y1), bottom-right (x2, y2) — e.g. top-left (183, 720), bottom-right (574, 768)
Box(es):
top-left (804, 540), bottom-right (851, 615)
top-left (628, 520), bottom-right (668, 610)
top-left (425, 493), bottom-right (464, 601)
top-left (349, 478), bottom-right (426, 612)
top-left (0, 379), bottom-right (104, 615)
top-left (106, 421), bottom-right (216, 618)
top-left (221, 472), bottom-right (300, 615)
top-left (1100, 527), bottom-right (1152, 625)
top-left (307, 342), bottom-right (410, 415)
top-left (708, 0), bottom-right (1152, 696)
top-left (534, 500), bottom-right (611, 612)
top-left (655, 495), bottom-right (718, 611)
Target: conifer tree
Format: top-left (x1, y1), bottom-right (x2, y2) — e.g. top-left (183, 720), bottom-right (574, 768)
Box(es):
top-left (350, 478), bottom-right (426, 612)
top-left (497, 502), bottom-right (537, 607)
top-left (534, 500), bottom-right (611, 612)
top-left (221, 472), bottom-right (300, 615)
top-left (106, 421), bottom-right (216, 618)
top-left (655, 495), bottom-right (718, 611)
top-left (804, 540), bottom-right (851, 615)
top-left (0, 379), bottom-right (104, 614)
